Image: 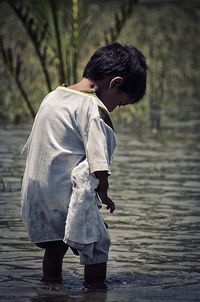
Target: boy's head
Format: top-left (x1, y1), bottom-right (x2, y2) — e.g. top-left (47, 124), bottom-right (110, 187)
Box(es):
top-left (83, 42), bottom-right (148, 111)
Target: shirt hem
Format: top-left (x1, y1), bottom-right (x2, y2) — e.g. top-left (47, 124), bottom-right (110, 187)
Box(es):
top-left (89, 161), bottom-right (111, 174)
top-left (32, 238), bottom-right (64, 244)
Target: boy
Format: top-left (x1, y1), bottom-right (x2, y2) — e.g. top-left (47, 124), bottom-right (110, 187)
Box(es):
top-left (21, 42), bottom-right (147, 284)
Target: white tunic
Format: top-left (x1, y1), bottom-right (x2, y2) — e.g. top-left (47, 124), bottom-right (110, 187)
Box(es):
top-left (21, 86), bottom-right (116, 243)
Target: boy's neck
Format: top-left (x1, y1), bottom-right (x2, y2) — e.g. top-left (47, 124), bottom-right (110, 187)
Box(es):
top-left (67, 78), bottom-right (98, 93)
top-left (67, 77), bottom-right (114, 112)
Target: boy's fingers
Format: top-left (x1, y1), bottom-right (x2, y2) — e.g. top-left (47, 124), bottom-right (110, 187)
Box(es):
top-left (111, 205), bottom-right (115, 213)
top-left (109, 204), bottom-right (115, 213)
top-left (106, 200), bottom-right (115, 213)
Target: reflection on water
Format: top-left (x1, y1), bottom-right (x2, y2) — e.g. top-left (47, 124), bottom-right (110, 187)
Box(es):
top-left (0, 123), bottom-right (200, 301)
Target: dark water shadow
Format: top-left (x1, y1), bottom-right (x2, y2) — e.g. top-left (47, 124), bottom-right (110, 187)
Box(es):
top-left (26, 271), bottom-right (200, 302)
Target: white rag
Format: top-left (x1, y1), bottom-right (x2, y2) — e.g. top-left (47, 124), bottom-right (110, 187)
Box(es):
top-left (64, 160), bottom-right (109, 250)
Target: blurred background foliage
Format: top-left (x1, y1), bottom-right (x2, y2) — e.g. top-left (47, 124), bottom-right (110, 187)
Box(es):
top-left (0, 0), bottom-right (199, 130)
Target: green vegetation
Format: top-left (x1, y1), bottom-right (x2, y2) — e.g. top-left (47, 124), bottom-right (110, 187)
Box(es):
top-left (0, 0), bottom-right (199, 130)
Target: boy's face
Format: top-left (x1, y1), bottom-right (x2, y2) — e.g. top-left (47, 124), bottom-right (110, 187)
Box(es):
top-left (97, 76), bottom-right (133, 112)
top-left (106, 89), bottom-right (133, 112)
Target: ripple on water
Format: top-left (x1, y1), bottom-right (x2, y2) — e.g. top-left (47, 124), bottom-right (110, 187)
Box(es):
top-left (0, 127), bottom-right (200, 301)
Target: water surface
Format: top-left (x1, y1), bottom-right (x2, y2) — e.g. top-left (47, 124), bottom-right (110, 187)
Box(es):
top-left (0, 123), bottom-right (200, 301)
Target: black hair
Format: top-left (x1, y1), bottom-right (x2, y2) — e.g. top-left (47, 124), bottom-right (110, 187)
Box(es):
top-left (83, 42), bottom-right (148, 104)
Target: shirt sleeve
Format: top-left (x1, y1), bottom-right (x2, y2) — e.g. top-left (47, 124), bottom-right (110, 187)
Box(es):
top-left (83, 117), bottom-right (111, 174)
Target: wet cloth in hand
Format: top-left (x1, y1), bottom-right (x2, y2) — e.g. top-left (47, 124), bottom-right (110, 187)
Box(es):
top-left (64, 160), bottom-right (110, 252)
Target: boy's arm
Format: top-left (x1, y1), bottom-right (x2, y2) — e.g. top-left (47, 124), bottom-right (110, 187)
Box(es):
top-left (94, 171), bottom-right (115, 214)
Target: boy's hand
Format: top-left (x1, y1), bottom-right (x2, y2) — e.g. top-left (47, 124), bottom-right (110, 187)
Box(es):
top-left (104, 197), bottom-right (115, 214)
top-left (95, 170), bottom-right (115, 213)
top-left (96, 190), bottom-right (115, 214)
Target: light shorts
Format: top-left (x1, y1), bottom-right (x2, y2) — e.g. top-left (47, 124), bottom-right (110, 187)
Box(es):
top-left (78, 232), bottom-right (111, 265)
top-left (35, 224), bottom-right (111, 265)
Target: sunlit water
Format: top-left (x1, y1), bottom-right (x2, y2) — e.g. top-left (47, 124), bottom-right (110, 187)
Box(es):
top-left (0, 121), bottom-right (200, 301)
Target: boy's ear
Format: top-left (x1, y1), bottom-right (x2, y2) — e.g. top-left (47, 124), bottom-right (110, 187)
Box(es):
top-left (109, 76), bottom-right (124, 89)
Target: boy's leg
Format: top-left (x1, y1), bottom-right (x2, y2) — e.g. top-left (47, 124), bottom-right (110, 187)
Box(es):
top-left (84, 262), bottom-right (107, 282)
top-left (36, 241), bottom-right (68, 283)
top-left (80, 221), bottom-right (110, 284)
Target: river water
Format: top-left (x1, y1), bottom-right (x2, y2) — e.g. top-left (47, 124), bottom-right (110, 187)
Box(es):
top-left (0, 121), bottom-right (200, 302)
